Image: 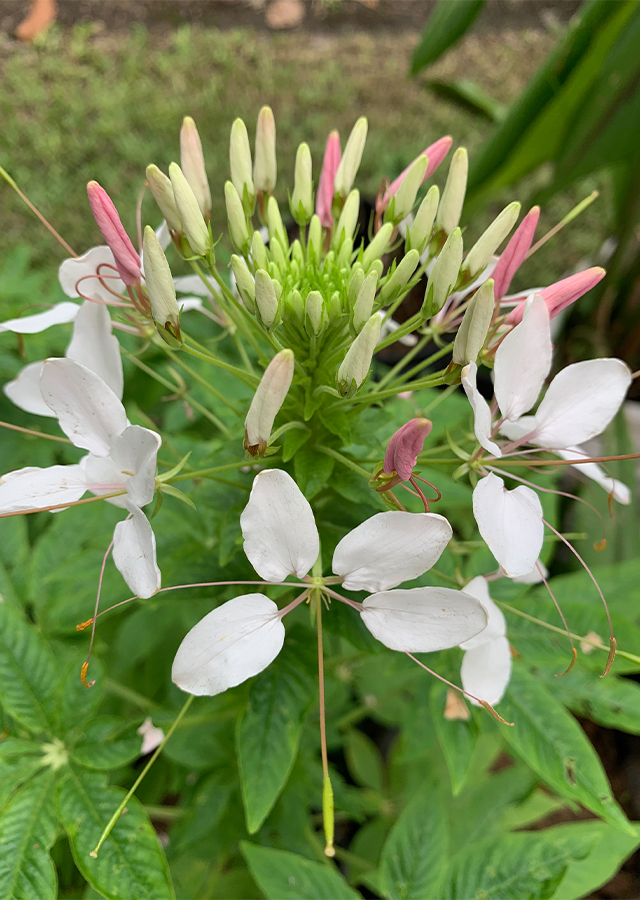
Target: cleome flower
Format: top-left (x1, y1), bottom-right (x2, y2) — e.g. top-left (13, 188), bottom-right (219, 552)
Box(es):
top-left (459, 576), bottom-right (511, 707)
top-left (172, 469), bottom-right (488, 696)
top-left (0, 358), bottom-right (161, 599)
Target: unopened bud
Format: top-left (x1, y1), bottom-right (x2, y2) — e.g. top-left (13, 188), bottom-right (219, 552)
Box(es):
top-left (244, 349), bottom-right (294, 457)
top-left (406, 185), bottom-right (439, 256)
top-left (435, 148), bottom-right (468, 235)
top-left (251, 230), bottom-right (268, 270)
top-left (422, 228), bottom-right (463, 317)
top-left (225, 181), bottom-right (250, 253)
top-left (353, 270), bottom-right (378, 332)
top-left (333, 189), bottom-right (360, 248)
top-left (291, 239), bottom-right (305, 269)
top-left (463, 202), bottom-right (520, 278)
top-left (169, 163), bottom-right (211, 258)
top-left (230, 118), bottom-right (255, 215)
top-left (307, 215), bottom-right (323, 262)
top-left (305, 290), bottom-right (328, 336)
top-left (385, 155), bottom-right (429, 225)
top-left (146, 165), bottom-right (183, 235)
top-left (255, 269), bottom-right (280, 330)
top-left (506, 266), bottom-right (606, 325)
top-left (316, 130), bottom-right (341, 227)
top-left (267, 196), bottom-right (288, 250)
top-left (270, 238), bottom-right (287, 275)
top-left (452, 279), bottom-right (494, 366)
top-left (254, 106), bottom-right (277, 193)
top-left (383, 417), bottom-right (432, 481)
top-left (231, 254), bottom-right (255, 312)
top-left (291, 142), bottom-right (313, 225)
top-left (348, 266), bottom-right (365, 306)
top-left (386, 136), bottom-right (453, 200)
top-left (379, 250), bottom-right (419, 306)
top-left (362, 223), bottom-right (393, 271)
top-left (492, 206), bottom-right (539, 300)
top-left (180, 117), bottom-right (211, 219)
top-left (336, 237), bottom-right (353, 270)
top-left (334, 117), bottom-right (367, 199)
top-left (143, 225), bottom-right (181, 346)
top-left (337, 313), bottom-right (381, 397)
top-left (87, 181), bottom-right (141, 286)
top-left (286, 288), bottom-right (305, 324)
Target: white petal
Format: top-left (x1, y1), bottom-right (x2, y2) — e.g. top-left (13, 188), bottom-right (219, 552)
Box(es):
top-left (178, 298), bottom-right (205, 312)
top-left (171, 594), bottom-right (285, 697)
top-left (3, 361), bottom-right (55, 417)
top-left (461, 362), bottom-right (501, 456)
top-left (0, 302), bottom-right (80, 334)
top-left (494, 295), bottom-right (552, 421)
top-left (473, 473), bottom-right (544, 577)
top-left (156, 220), bottom-right (172, 251)
top-left (137, 717), bottom-right (165, 755)
top-left (173, 274), bottom-right (216, 298)
top-left (360, 586), bottom-right (488, 653)
top-left (498, 415), bottom-right (535, 444)
top-left (0, 465), bottom-right (87, 512)
top-left (532, 359), bottom-right (631, 449)
top-left (40, 359), bottom-right (127, 456)
top-left (112, 504), bottom-right (161, 599)
top-left (80, 454), bottom-right (128, 508)
top-left (110, 425), bottom-right (161, 507)
top-left (332, 511), bottom-right (452, 592)
top-left (459, 576), bottom-right (506, 649)
top-left (240, 469), bottom-right (319, 581)
top-left (512, 559), bottom-right (548, 584)
top-left (66, 300), bottom-right (124, 399)
top-left (59, 246), bottom-right (125, 301)
top-left (556, 446), bottom-right (631, 505)
top-left (461, 636), bottom-right (511, 706)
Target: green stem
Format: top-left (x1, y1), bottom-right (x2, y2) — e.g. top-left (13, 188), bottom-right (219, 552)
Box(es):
top-left (388, 342), bottom-right (454, 390)
top-left (375, 312), bottom-right (423, 350)
top-left (353, 373), bottom-right (445, 405)
top-left (317, 445), bottom-right (371, 479)
top-left (269, 421), bottom-right (309, 443)
top-left (373, 332), bottom-right (433, 392)
top-left (181, 336), bottom-right (259, 388)
top-left (162, 348), bottom-right (242, 414)
top-left (90, 695), bottom-right (195, 858)
top-left (104, 679), bottom-right (164, 712)
top-left (171, 460), bottom-right (253, 483)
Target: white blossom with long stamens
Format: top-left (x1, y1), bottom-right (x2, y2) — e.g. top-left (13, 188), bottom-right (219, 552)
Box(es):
top-left (172, 469), bottom-right (488, 697)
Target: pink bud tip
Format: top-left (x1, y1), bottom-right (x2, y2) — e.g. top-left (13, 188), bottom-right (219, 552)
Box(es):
top-left (506, 266), bottom-right (605, 325)
top-left (387, 135), bottom-right (453, 200)
top-left (87, 181), bottom-right (141, 286)
top-left (384, 417), bottom-right (432, 482)
top-left (492, 206), bottom-right (540, 301)
top-left (316, 131), bottom-right (341, 227)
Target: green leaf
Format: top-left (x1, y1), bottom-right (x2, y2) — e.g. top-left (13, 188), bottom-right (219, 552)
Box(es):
top-left (237, 632), bottom-right (316, 832)
top-left (0, 603), bottom-right (59, 734)
top-left (542, 668), bottom-right (640, 735)
top-left (0, 769), bottom-right (58, 900)
top-left (72, 717), bottom-right (141, 771)
top-left (443, 830), bottom-right (588, 900)
top-left (431, 682), bottom-right (479, 795)
top-left (548, 820), bottom-right (640, 900)
top-left (410, 0), bottom-right (485, 75)
top-left (0, 738), bottom-right (47, 809)
top-left (294, 445), bottom-right (335, 498)
top-left (56, 655), bottom-right (106, 737)
top-left (57, 766), bottom-right (174, 900)
top-left (344, 730), bottom-right (384, 794)
top-left (425, 79), bottom-right (506, 122)
top-left (168, 769), bottom-right (234, 852)
top-left (499, 665), bottom-right (632, 832)
top-left (282, 426), bottom-right (311, 462)
top-left (379, 788), bottom-right (449, 899)
top-left (241, 843), bottom-right (359, 900)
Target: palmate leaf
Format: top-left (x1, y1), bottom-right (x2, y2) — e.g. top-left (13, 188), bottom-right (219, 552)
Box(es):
top-left (71, 716), bottom-right (142, 771)
top-left (57, 765), bottom-right (174, 900)
top-left (0, 769), bottom-right (58, 900)
top-left (237, 630), bottom-right (316, 833)
top-left (0, 603), bottom-right (59, 735)
top-left (241, 843), bottom-right (359, 900)
top-left (499, 665), bottom-right (632, 832)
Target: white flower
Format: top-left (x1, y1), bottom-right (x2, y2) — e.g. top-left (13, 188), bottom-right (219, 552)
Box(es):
top-left (172, 469), bottom-right (488, 696)
top-left (0, 359), bottom-right (161, 599)
top-left (459, 576), bottom-right (511, 706)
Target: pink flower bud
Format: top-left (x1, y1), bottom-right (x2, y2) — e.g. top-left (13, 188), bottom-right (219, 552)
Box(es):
top-left (492, 206), bottom-right (539, 301)
top-left (384, 417), bottom-right (432, 482)
top-left (386, 135), bottom-right (453, 200)
top-left (506, 266), bottom-right (605, 325)
top-left (87, 181), bottom-right (141, 286)
top-left (316, 131), bottom-right (341, 227)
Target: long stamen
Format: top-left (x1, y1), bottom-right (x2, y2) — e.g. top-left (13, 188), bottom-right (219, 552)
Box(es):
top-left (81, 538), bottom-right (114, 688)
top-left (0, 420), bottom-right (73, 444)
top-left (321, 585), bottom-right (363, 611)
top-left (0, 165), bottom-right (77, 257)
top-left (0, 490), bottom-right (127, 519)
top-left (405, 652), bottom-right (513, 726)
top-left (536, 562), bottom-right (577, 677)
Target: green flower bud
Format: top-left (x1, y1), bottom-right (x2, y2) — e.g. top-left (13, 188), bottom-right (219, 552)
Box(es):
top-left (379, 249), bottom-right (420, 306)
top-left (307, 215), bottom-right (323, 262)
top-left (230, 117), bottom-right (255, 215)
top-left (327, 290), bottom-right (342, 319)
top-left (231, 254), bottom-right (255, 312)
top-left (254, 105), bottom-right (277, 193)
top-left (169, 162), bottom-right (211, 258)
top-left (290, 142), bottom-right (313, 225)
top-left (422, 227), bottom-right (463, 317)
top-left (267, 195), bottom-right (288, 250)
top-left (362, 222), bottom-right (393, 271)
top-left (180, 116), bottom-right (211, 219)
top-left (270, 237), bottom-right (287, 275)
top-left (255, 268), bottom-right (280, 331)
top-left (406, 184), bottom-right (439, 256)
top-left (225, 181), bottom-right (250, 254)
top-left (369, 259), bottom-right (384, 280)
top-left (353, 270), bottom-right (378, 332)
top-left (142, 226), bottom-right (182, 346)
top-left (244, 349), bottom-right (294, 458)
top-left (333, 189), bottom-right (360, 249)
top-left (435, 148), bottom-right (468, 236)
top-left (305, 290), bottom-right (328, 336)
top-left (348, 266), bottom-right (365, 306)
top-left (286, 288), bottom-right (305, 324)
top-left (146, 165), bottom-right (182, 235)
top-left (251, 230), bottom-right (268, 270)
top-left (336, 237), bottom-right (353, 270)
top-left (291, 239), bottom-right (305, 269)
top-left (452, 279), bottom-right (495, 366)
top-left (337, 312), bottom-right (382, 397)
top-left (462, 202), bottom-right (521, 278)
top-left (334, 117), bottom-right (368, 198)
top-left (385, 155), bottom-right (429, 225)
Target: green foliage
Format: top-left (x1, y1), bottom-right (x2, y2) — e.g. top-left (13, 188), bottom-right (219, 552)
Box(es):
top-left (411, 0), bottom-right (485, 76)
top-left (241, 843), bottom-right (360, 900)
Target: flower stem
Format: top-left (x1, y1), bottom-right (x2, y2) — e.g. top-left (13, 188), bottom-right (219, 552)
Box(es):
top-left (315, 582), bottom-right (335, 858)
top-left (317, 445), bottom-right (371, 479)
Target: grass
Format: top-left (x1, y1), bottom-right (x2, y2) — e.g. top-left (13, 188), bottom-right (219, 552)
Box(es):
top-left (0, 21), bottom-right (612, 294)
